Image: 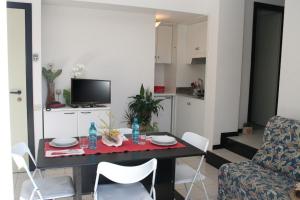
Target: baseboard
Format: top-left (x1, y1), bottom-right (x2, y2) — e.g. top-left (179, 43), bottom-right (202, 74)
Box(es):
top-left (212, 131), bottom-right (240, 150)
top-left (212, 144), bottom-right (223, 149)
top-left (220, 131), bottom-right (239, 146)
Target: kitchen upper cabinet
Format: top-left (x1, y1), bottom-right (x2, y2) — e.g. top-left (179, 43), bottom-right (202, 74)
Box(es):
top-left (187, 21), bottom-right (207, 63)
top-left (175, 95), bottom-right (204, 138)
top-left (155, 25), bottom-right (172, 64)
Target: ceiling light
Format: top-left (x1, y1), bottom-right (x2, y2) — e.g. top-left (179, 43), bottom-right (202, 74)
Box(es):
top-left (155, 21), bottom-right (161, 27)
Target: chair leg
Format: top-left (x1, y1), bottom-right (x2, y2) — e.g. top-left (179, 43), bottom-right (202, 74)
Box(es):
top-left (184, 183), bottom-right (193, 200)
top-left (184, 183), bottom-right (189, 193)
top-left (200, 179), bottom-right (209, 200)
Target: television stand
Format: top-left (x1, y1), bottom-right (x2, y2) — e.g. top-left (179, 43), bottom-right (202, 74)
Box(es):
top-left (81, 104), bottom-right (106, 108)
top-left (94, 104), bottom-right (106, 108)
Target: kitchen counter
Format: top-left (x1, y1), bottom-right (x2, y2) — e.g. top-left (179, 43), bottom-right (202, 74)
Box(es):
top-left (176, 93), bottom-right (204, 100)
top-left (154, 92), bottom-right (176, 97)
top-left (176, 87), bottom-right (204, 100)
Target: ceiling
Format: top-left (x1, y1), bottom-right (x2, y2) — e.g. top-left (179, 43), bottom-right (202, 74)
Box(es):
top-left (155, 10), bottom-right (207, 25)
top-left (43, 0), bottom-right (207, 25)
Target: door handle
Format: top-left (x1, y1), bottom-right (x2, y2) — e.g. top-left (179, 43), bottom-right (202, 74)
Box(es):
top-left (81, 112), bottom-right (91, 114)
top-left (64, 112), bottom-right (75, 115)
top-left (10, 90), bottom-right (22, 95)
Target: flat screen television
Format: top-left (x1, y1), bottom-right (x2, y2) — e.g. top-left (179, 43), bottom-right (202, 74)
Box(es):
top-left (71, 78), bottom-right (111, 105)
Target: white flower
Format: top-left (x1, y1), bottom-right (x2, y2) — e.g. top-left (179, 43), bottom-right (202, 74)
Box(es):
top-left (72, 64), bottom-right (85, 78)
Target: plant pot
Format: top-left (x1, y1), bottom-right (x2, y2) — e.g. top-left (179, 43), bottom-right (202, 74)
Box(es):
top-left (46, 82), bottom-right (56, 106)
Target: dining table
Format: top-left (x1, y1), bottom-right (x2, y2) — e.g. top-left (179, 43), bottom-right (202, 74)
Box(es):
top-left (37, 132), bottom-right (204, 200)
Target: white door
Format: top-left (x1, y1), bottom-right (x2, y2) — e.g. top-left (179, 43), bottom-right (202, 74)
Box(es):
top-left (7, 8), bottom-right (28, 170)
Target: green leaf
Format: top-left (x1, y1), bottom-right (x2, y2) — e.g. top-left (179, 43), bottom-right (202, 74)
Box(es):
top-left (140, 84), bottom-right (145, 97)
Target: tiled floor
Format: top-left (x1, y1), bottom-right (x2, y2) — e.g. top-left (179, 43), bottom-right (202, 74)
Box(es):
top-left (13, 158), bottom-right (219, 200)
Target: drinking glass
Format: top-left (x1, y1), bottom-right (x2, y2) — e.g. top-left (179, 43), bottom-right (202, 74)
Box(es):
top-left (79, 136), bottom-right (88, 148)
top-left (138, 132), bottom-right (146, 145)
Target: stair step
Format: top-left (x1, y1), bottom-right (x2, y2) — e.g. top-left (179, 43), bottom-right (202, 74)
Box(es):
top-left (206, 148), bottom-right (249, 169)
top-left (212, 149), bottom-right (249, 163)
top-left (224, 137), bottom-right (258, 159)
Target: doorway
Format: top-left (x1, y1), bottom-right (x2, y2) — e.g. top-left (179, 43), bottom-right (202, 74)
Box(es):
top-left (248, 2), bottom-right (284, 126)
top-left (7, 2), bottom-right (34, 170)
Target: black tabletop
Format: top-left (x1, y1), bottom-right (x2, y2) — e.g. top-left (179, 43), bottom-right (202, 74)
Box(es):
top-left (37, 132), bottom-right (204, 169)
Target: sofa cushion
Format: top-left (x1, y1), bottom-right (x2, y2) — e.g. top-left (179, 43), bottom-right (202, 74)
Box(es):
top-left (218, 161), bottom-right (295, 200)
top-left (252, 116), bottom-right (300, 181)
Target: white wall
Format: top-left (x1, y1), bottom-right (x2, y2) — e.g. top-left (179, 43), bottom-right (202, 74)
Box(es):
top-left (211, 0), bottom-right (244, 144)
top-left (277, 0), bottom-right (300, 120)
top-left (42, 4), bottom-right (155, 128)
top-left (154, 64), bottom-right (165, 86)
top-left (37, 0), bottom-right (245, 149)
top-left (238, 0), bottom-right (284, 128)
top-left (1, 1), bottom-right (14, 198)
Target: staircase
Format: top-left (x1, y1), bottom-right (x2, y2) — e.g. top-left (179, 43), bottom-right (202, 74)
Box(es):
top-left (206, 129), bottom-right (263, 169)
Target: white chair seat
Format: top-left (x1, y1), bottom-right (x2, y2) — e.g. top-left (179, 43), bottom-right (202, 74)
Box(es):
top-left (20, 176), bottom-right (75, 200)
top-left (175, 163), bottom-right (206, 185)
top-left (96, 182), bottom-right (153, 200)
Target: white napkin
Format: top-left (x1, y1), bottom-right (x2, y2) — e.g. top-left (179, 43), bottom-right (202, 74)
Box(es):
top-left (45, 149), bottom-right (84, 157)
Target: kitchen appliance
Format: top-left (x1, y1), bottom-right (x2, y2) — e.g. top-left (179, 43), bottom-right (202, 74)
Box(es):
top-left (154, 86), bottom-right (165, 93)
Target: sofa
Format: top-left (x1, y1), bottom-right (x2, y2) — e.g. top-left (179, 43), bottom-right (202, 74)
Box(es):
top-left (218, 116), bottom-right (300, 200)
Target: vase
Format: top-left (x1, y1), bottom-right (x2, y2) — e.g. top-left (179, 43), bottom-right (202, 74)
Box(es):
top-left (46, 82), bottom-right (55, 106)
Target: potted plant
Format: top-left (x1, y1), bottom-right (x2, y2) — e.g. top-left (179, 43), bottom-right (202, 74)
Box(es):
top-left (124, 84), bottom-right (164, 132)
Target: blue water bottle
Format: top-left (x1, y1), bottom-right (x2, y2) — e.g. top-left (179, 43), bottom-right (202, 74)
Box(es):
top-left (132, 118), bottom-right (139, 144)
top-left (88, 122), bottom-right (97, 150)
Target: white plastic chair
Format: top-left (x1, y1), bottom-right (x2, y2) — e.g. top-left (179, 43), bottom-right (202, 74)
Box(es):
top-left (94, 158), bottom-right (157, 200)
top-left (175, 132), bottom-right (209, 200)
top-left (12, 143), bottom-right (75, 200)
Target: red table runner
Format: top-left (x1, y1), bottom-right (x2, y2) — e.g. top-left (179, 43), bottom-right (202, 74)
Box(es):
top-left (45, 138), bottom-right (186, 157)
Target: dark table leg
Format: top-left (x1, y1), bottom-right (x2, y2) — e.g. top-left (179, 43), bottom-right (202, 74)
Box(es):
top-left (174, 190), bottom-right (185, 200)
top-left (73, 166), bottom-right (82, 200)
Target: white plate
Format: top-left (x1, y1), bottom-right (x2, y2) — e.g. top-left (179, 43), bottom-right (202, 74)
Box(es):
top-left (151, 135), bottom-right (176, 144)
top-left (50, 138), bottom-right (78, 148)
top-left (151, 139), bottom-right (177, 146)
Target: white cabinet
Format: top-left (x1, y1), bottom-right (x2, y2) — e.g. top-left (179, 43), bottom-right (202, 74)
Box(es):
top-left (44, 110), bottom-right (77, 139)
top-left (44, 107), bottom-right (110, 138)
top-left (175, 95), bottom-right (204, 138)
top-left (152, 95), bottom-right (174, 133)
top-left (155, 25), bottom-right (172, 64)
top-left (187, 21), bottom-right (207, 63)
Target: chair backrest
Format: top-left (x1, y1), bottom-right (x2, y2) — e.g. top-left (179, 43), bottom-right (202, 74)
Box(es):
top-left (252, 116), bottom-right (300, 181)
top-left (11, 142), bottom-right (37, 167)
top-left (11, 143), bottom-right (43, 200)
top-left (182, 132), bottom-right (209, 152)
top-left (94, 159), bottom-right (157, 199)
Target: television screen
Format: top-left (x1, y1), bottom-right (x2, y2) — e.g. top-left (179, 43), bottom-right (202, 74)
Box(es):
top-left (71, 79), bottom-right (111, 105)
